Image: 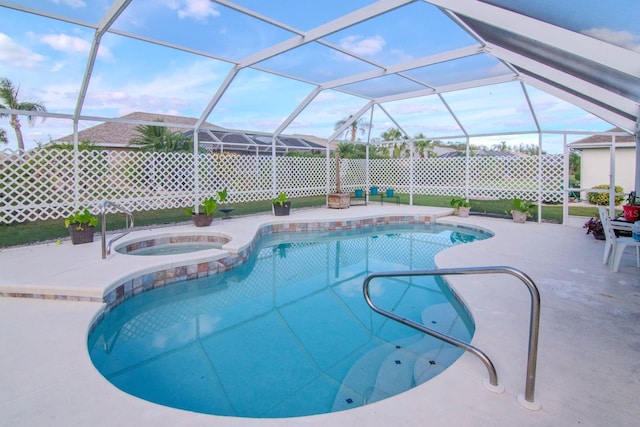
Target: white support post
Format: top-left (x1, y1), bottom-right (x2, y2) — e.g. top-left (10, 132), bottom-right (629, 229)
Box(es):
top-left (72, 120), bottom-right (79, 210)
top-left (409, 139), bottom-right (414, 206)
top-left (562, 134), bottom-right (569, 226)
top-left (635, 106), bottom-right (640, 195)
top-left (465, 137), bottom-right (470, 199)
top-left (272, 136), bottom-right (277, 199)
top-left (193, 130), bottom-right (200, 213)
top-left (537, 132), bottom-right (543, 223)
top-left (609, 135), bottom-right (616, 217)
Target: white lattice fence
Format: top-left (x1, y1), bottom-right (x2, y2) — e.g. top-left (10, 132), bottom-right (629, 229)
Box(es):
top-left (329, 158), bottom-right (367, 193)
top-left (369, 159), bottom-right (410, 192)
top-left (413, 157), bottom-right (466, 196)
top-left (0, 147), bottom-right (565, 224)
top-left (467, 156), bottom-right (563, 202)
top-left (276, 156), bottom-right (328, 198)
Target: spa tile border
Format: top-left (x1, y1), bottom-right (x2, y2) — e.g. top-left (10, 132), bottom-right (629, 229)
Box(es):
top-left (117, 234), bottom-right (230, 254)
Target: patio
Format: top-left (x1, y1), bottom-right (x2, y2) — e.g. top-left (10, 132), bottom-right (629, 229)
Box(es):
top-left (1, 205), bottom-right (639, 426)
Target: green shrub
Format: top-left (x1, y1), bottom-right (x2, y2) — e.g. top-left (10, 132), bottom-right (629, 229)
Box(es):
top-left (587, 184), bottom-right (624, 205)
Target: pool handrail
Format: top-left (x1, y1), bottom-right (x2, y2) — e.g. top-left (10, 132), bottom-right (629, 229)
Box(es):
top-left (363, 265), bottom-right (541, 410)
top-left (101, 201), bottom-right (134, 259)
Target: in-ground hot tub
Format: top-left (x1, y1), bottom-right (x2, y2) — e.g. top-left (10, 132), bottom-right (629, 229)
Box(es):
top-left (115, 234), bottom-right (230, 256)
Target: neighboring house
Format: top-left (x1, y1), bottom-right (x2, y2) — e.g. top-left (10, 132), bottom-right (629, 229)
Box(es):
top-left (54, 111), bottom-right (325, 155)
top-left (54, 112), bottom-right (218, 151)
top-left (568, 128), bottom-right (636, 195)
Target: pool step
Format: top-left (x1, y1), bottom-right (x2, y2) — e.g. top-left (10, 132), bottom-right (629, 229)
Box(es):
top-left (331, 336), bottom-right (421, 412)
top-left (332, 303), bottom-right (470, 410)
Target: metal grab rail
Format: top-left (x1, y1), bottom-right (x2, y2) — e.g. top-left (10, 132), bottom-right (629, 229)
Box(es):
top-left (363, 266), bottom-right (541, 408)
top-left (101, 201), bottom-right (134, 259)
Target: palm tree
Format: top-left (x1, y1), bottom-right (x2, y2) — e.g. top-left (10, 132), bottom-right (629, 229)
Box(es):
top-left (0, 78), bottom-right (47, 152)
top-left (0, 128), bottom-right (7, 145)
top-left (128, 120), bottom-right (193, 152)
top-left (413, 133), bottom-right (435, 158)
top-left (334, 115), bottom-right (372, 142)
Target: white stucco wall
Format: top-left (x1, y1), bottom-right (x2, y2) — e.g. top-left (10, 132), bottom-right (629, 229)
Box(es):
top-left (580, 147), bottom-right (636, 197)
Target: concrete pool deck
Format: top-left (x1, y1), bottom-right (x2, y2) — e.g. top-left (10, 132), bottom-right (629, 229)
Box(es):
top-left (1, 204), bottom-right (639, 426)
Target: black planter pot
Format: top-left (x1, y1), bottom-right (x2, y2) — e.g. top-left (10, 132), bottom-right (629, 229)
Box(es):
top-left (192, 214), bottom-right (214, 227)
top-left (68, 224), bottom-right (95, 245)
top-left (273, 201), bottom-right (291, 216)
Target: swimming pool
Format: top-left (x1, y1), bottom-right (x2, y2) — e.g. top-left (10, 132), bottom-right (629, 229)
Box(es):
top-left (89, 223), bottom-right (489, 418)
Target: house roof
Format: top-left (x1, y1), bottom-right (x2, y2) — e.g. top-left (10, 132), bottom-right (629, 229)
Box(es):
top-left (568, 127), bottom-right (636, 149)
top-left (54, 112), bottom-right (326, 153)
top-left (55, 112), bottom-right (219, 148)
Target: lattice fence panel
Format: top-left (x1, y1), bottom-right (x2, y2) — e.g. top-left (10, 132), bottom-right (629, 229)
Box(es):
top-left (541, 155), bottom-right (564, 203)
top-left (198, 154), bottom-right (273, 203)
top-left (1, 148), bottom-right (78, 223)
top-left (89, 150), bottom-right (196, 212)
top-left (328, 158), bottom-right (367, 193)
top-left (276, 156), bottom-right (328, 198)
top-left (369, 159), bottom-right (410, 193)
top-left (467, 155), bottom-right (563, 202)
top-left (412, 158), bottom-right (466, 196)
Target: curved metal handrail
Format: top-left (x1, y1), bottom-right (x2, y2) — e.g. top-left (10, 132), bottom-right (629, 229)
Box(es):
top-left (101, 201), bottom-right (134, 259)
top-left (363, 265), bottom-right (541, 407)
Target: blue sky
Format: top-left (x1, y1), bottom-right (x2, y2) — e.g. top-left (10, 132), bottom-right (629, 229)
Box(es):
top-left (1, 0), bottom-right (636, 153)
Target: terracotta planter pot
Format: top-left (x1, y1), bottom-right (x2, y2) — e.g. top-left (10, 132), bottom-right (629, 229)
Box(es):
top-left (623, 205), bottom-right (640, 222)
top-left (68, 224), bottom-right (95, 245)
top-left (458, 207), bottom-right (470, 218)
top-left (512, 211), bottom-right (528, 223)
top-left (192, 214), bottom-right (213, 227)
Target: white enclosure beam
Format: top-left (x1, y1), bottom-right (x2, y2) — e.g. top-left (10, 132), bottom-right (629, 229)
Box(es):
top-left (490, 45), bottom-right (637, 122)
top-left (323, 45), bottom-right (482, 90)
top-left (427, 0), bottom-right (640, 77)
top-left (236, 0), bottom-right (415, 68)
top-left (375, 74), bottom-right (515, 104)
top-left (520, 73), bottom-right (636, 133)
top-left (329, 101), bottom-right (376, 142)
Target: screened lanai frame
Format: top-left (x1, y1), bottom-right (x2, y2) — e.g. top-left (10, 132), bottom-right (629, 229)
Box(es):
top-left (0, 0), bottom-right (638, 222)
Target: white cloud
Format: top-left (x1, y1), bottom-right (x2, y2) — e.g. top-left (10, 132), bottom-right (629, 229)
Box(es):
top-left (338, 35), bottom-right (386, 57)
top-left (40, 33), bottom-right (113, 60)
top-left (51, 0), bottom-right (86, 7)
top-left (0, 33), bottom-right (45, 68)
top-left (582, 28), bottom-right (640, 53)
top-left (165, 0), bottom-right (220, 21)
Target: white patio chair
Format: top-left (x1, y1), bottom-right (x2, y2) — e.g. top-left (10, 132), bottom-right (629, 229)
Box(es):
top-left (598, 207), bottom-right (640, 272)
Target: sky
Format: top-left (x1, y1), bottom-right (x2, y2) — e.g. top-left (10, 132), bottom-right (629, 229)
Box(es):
top-left (0, 0), bottom-right (637, 153)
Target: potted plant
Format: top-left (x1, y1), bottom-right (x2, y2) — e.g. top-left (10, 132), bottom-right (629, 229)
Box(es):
top-left (370, 186), bottom-right (379, 196)
top-left (623, 191), bottom-right (640, 222)
top-left (185, 189), bottom-right (227, 227)
top-left (65, 207), bottom-right (98, 244)
top-left (354, 188), bottom-right (364, 198)
top-left (450, 197), bottom-right (471, 218)
top-left (508, 198), bottom-right (534, 223)
top-left (386, 188), bottom-right (395, 198)
top-left (273, 192), bottom-right (291, 216)
top-left (583, 217), bottom-right (605, 240)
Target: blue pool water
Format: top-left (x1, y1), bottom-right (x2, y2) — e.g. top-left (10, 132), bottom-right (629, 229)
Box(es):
top-left (119, 242), bottom-right (223, 256)
top-left (88, 224), bottom-right (489, 418)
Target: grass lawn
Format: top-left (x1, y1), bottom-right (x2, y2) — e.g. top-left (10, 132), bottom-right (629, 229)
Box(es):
top-left (0, 195), bottom-right (601, 248)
